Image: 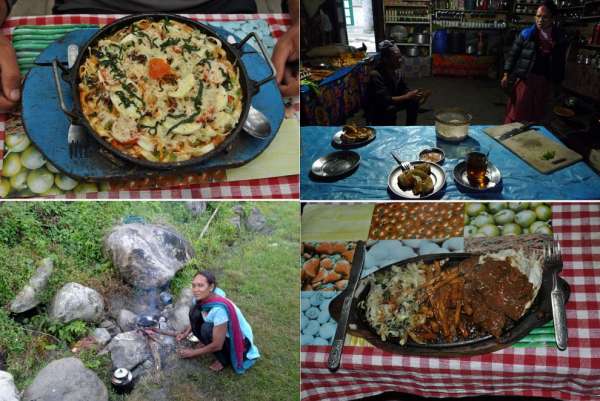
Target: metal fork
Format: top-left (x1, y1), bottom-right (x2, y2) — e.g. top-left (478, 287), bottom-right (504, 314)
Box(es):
top-left (391, 150), bottom-right (411, 171)
top-left (545, 240), bottom-right (568, 351)
top-left (66, 44), bottom-right (87, 158)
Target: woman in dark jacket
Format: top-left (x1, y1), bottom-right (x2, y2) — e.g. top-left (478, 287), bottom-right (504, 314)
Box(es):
top-left (501, 0), bottom-right (568, 123)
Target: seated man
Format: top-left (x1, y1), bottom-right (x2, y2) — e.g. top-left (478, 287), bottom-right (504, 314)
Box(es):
top-left (365, 40), bottom-right (423, 126)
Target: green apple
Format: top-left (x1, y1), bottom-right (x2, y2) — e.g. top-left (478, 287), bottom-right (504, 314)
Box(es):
top-left (509, 202), bottom-right (530, 212)
top-left (487, 202), bottom-right (507, 214)
top-left (473, 213), bottom-right (494, 227)
top-left (532, 223), bottom-right (553, 235)
top-left (502, 223), bottom-right (523, 236)
top-left (478, 224), bottom-right (501, 237)
top-left (466, 203), bottom-right (486, 217)
top-left (534, 204), bottom-right (552, 221)
top-left (515, 210), bottom-right (537, 227)
top-left (464, 225), bottom-right (478, 237)
top-left (494, 209), bottom-right (515, 225)
top-left (0, 178), bottom-right (10, 198)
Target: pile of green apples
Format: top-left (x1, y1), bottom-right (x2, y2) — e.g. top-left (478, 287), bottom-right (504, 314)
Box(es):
top-left (1, 134), bottom-right (101, 198)
top-left (464, 202), bottom-right (552, 238)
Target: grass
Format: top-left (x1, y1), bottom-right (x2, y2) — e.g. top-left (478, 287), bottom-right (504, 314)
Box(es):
top-left (0, 201), bottom-right (300, 401)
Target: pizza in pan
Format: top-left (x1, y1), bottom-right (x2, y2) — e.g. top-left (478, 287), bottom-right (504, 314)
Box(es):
top-left (78, 18), bottom-right (243, 163)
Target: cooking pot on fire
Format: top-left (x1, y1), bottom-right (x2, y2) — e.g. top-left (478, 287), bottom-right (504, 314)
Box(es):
top-left (111, 368), bottom-right (133, 394)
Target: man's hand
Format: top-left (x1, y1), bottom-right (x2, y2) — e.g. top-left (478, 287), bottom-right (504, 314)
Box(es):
top-left (500, 73), bottom-right (509, 88)
top-left (272, 23), bottom-right (299, 97)
top-left (0, 34), bottom-right (21, 112)
top-left (405, 89), bottom-right (420, 100)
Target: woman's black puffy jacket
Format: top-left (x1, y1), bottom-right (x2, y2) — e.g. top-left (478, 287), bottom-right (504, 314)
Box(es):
top-left (504, 24), bottom-right (569, 83)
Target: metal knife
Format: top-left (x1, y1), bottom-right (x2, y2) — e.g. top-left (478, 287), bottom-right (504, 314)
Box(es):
top-left (327, 241), bottom-right (366, 372)
top-left (551, 272), bottom-right (568, 351)
top-left (498, 122), bottom-right (536, 141)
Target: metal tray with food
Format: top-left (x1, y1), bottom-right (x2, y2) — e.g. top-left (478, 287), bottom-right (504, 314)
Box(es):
top-left (388, 161), bottom-right (446, 199)
top-left (332, 125), bottom-right (376, 149)
top-left (329, 251), bottom-right (569, 356)
top-left (21, 15), bottom-right (283, 180)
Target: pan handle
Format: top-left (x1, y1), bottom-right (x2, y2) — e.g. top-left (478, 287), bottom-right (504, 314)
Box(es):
top-left (52, 59), bottom-right (79, 121)
top-left (235, 32), bottom-right (276, 90)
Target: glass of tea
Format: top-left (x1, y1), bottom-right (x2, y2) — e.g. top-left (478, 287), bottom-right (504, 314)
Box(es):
top-left (466, 150), bottom-right (489, 188)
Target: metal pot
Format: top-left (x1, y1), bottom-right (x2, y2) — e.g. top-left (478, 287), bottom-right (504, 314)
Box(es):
top-left (434, 108), bottom-right (472, 142)
top-left (407, 46), bottom-right (419, 57)
top-left (415, 33), bottom-right (429, 45)
top-left (111, 368), bottom-right (134, 394)
top-left (51, 13), bottom-right (275, 170)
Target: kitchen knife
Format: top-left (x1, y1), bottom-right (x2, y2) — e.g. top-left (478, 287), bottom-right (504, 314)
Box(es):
top-left (551, 272), bottom-right (568, 351)
top-left (327, 241), bottom-right (366, 372)
top-left (498, 122), bottom-right (536, 141)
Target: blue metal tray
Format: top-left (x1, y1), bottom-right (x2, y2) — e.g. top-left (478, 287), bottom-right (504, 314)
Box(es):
top-left (21, 28), bottom-right (284, 181)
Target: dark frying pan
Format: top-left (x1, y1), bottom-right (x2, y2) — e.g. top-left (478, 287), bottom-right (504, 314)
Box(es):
top-left (51, 13), bottom-right (275, 170)
top-left (329, 252), bottom-right (570, 356)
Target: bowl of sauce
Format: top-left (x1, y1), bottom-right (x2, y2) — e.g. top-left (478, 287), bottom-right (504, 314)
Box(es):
top-left (419, 148), bottom-right (445, 165)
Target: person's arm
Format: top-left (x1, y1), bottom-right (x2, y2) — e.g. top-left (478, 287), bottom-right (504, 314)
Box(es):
top-left (272, 0), bottom-right (299, 97)
top-left (175, 325), bottom-right (192, 341)
top-left (0, 35), bottom-right (21, 112)
top-left (0, 0), bottom-right (21, 112)
top-left (178, 324), bottom-right (227, 358)
top-left (371, 72), bottom-right (419, 105)
top-left (501, 33), bottom-right (524, 86)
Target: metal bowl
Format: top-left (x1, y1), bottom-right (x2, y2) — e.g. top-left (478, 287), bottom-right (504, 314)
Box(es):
top-left (434, 108), bottom-right (472, 142)
top-left (453, 160), bottom-right (502, 192)
top-left (311, 150), bottom-right (360, 178)
top-left (418, 147), bottom-right (445, 165)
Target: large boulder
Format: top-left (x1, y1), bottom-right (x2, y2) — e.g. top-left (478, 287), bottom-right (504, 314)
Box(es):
top-left (0, 371), bottom-right (19, 401)
top-left (103, 223), bottom-right (195, 289)
top-left (165, 287), bottom-right (194, 332)
top-left (246, 207), bottom-right (272, 234)
top-left (23, 357), bottom-right (108, 401)
top-left (92, 328), bottom-right (112, 347)
top-left (108, 331), bottom-right (150, 370)
top-left (185, 201), bottom-right (207, 217)
top-left (48, 283), bottom-right (104, 323)
top-left (9, 257), bottom-right (54, 314)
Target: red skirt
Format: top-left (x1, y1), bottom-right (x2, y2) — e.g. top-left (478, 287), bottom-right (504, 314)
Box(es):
top-left (504, 74), bottom-right (551, 124)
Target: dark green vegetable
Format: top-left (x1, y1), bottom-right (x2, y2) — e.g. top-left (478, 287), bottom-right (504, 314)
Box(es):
top-left (165, 112), bottom-right (200, 136)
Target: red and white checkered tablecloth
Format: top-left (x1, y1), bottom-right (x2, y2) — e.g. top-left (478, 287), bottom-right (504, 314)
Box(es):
top-left (301, 202), bottom-right (600, 401)
top-left (0, 14), bottom-right (298, 199)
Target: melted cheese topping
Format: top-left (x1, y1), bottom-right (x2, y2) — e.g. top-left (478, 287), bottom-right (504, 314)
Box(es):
top-left (78, 18), bottom-right (243, 163)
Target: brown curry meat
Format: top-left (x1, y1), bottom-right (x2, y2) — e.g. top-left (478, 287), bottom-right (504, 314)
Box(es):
top-left (412, 256), bottom-right (534, 343)
top-left (462, 257), bottom-right (534, 337)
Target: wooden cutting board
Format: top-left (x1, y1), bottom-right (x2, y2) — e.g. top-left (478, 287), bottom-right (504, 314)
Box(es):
top-left (484, 124), bottom-right (582, 174)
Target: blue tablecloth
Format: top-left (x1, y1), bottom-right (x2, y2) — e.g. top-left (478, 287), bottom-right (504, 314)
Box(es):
top-left (300, 125), bottom-right (600, 200)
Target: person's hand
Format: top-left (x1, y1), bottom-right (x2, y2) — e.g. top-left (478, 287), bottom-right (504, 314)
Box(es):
top-left (177, 347), bottom-right (197, 359)
top-left (176, 329), bottom-right (190, 342)
top-left (271, 23), bottom-right (299, 97)
top-left (500, 74), bottom-right (509, 89)
top-left (406, 90), bottom-right (420, 100)
top-left (0, 34), bottom-right (21, 112)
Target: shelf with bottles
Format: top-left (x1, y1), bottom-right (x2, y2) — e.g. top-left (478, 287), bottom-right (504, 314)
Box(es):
top-left (434, 20), bottom-right (508, 28)
top-left (384, 0), bottom-right (431, 7)
top-left (384, 6), bottom-right (431, 24)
